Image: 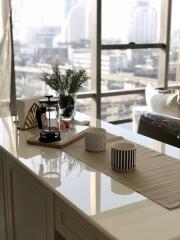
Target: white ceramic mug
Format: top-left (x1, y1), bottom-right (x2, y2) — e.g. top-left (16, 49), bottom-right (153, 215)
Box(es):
top-left (111, 142), bottom-right (136, 171)
top-left (85, 127), bottom-right (106, 152)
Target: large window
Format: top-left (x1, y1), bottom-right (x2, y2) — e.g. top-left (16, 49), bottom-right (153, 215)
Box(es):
top-left (99, 0), bottom-right (170, 122)
top-left (11, 0), bottom-right (178, 123)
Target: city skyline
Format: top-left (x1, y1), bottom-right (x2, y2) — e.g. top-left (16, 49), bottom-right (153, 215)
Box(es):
top-left (12, 0), bottom-right (180, 44)
top-left (13, 0), bottom-right (159, 42)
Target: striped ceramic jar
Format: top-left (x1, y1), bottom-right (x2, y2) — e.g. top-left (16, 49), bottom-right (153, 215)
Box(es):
top-left (111, 142), bottom-right (136, 171)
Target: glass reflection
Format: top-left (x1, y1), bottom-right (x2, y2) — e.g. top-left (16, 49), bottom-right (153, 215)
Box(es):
top-left (39, 150), bottom-right (62, 188)
top-left (111, 178), bottom-right (134, 195)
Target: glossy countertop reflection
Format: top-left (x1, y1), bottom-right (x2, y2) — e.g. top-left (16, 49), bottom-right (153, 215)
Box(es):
top-left (0, 113), bottom-right (180, 240)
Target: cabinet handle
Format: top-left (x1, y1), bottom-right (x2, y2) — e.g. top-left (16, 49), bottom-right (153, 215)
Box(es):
top-left (60, 212), bottom-right (64, 225)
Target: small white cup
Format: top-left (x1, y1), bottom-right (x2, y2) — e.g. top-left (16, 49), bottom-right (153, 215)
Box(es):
top-left (85, 127), bottom-right (106, 152)
top-left (111, 142), bottom-right (136, 171)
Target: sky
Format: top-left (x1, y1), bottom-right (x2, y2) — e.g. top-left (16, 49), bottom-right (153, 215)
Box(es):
top-left (19, 0), bottom-right (65, 26)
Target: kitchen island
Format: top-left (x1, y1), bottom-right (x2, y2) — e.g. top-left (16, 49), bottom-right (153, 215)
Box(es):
top-left (0, 113), bottom-right (180, 240)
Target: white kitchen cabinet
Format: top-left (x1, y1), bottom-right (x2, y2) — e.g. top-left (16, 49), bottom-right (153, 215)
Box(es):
top-left (55, 196), bottom-right (110, 240)
top-left (5, 152), bottom-right (54, 240)
top-left (0, 147), bottom-right (7, 240)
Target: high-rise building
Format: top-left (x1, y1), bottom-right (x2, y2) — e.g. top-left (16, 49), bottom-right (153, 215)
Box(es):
top-left (64, 0), bottom-right (79, 17)
top-left (57, 0), bottom-right (89, 44)
top-left (129, 0), bottom-right (157, 43)
top-left (66, 1), bottom-right (89, 43)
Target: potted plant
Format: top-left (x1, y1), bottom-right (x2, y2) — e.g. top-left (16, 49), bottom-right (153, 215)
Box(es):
top-left (41, 65), bottom-right (88, 121)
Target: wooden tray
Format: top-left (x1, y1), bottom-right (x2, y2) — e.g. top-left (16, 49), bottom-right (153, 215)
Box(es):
top-left (27, 125), bottom-right (89, 149)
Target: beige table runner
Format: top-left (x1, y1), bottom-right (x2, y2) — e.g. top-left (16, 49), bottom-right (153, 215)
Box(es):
top-left (63, 133), bottom-right (180, 210)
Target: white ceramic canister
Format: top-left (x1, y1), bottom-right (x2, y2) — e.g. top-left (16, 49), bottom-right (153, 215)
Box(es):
top-left (85, 127), bottom-right (106, 152)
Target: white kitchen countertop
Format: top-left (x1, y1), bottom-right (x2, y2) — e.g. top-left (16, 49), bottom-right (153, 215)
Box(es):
top-left (0, 113), bottom-right (180, 240)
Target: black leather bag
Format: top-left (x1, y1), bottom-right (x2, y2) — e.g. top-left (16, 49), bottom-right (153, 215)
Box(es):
top-left (138, 112), bottom-right (180, 148)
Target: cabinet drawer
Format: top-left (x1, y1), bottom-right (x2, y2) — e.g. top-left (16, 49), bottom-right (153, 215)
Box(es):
top-left (55, 196), bottom-right (109, 240)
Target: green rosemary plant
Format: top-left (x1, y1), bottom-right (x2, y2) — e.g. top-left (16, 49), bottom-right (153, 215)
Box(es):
top-left (41, 65), bottom-right (88, 119)
top-left (41, 65), bottom-right (88, 95)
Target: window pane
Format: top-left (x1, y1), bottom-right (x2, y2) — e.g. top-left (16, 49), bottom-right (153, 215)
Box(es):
top-left (12, 0), bottom-right (92, 98)
top-left (102, 0), bottom-right (161, 44)
top-left (76, 98), bottom-right (93, 116)
top-left (15, 70), bottom-right (45, 97)
top-left (168, 0), bottom-right (180, 87)
top-left (101, 49), bottom-right (160, 91)
top-left (101, 94), bottom-right (145, 122)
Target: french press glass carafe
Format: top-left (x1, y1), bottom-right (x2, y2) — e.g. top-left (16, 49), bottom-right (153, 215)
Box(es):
top-left (36, 95), bottom-right (60, 143)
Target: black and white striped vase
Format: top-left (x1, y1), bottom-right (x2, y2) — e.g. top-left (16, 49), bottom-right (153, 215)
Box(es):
top-left (111, 142), bottom-right (136, 171)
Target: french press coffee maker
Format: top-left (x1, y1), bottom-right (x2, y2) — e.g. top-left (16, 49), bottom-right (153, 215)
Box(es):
top-left (36, 95), bottom-right (61, 143)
